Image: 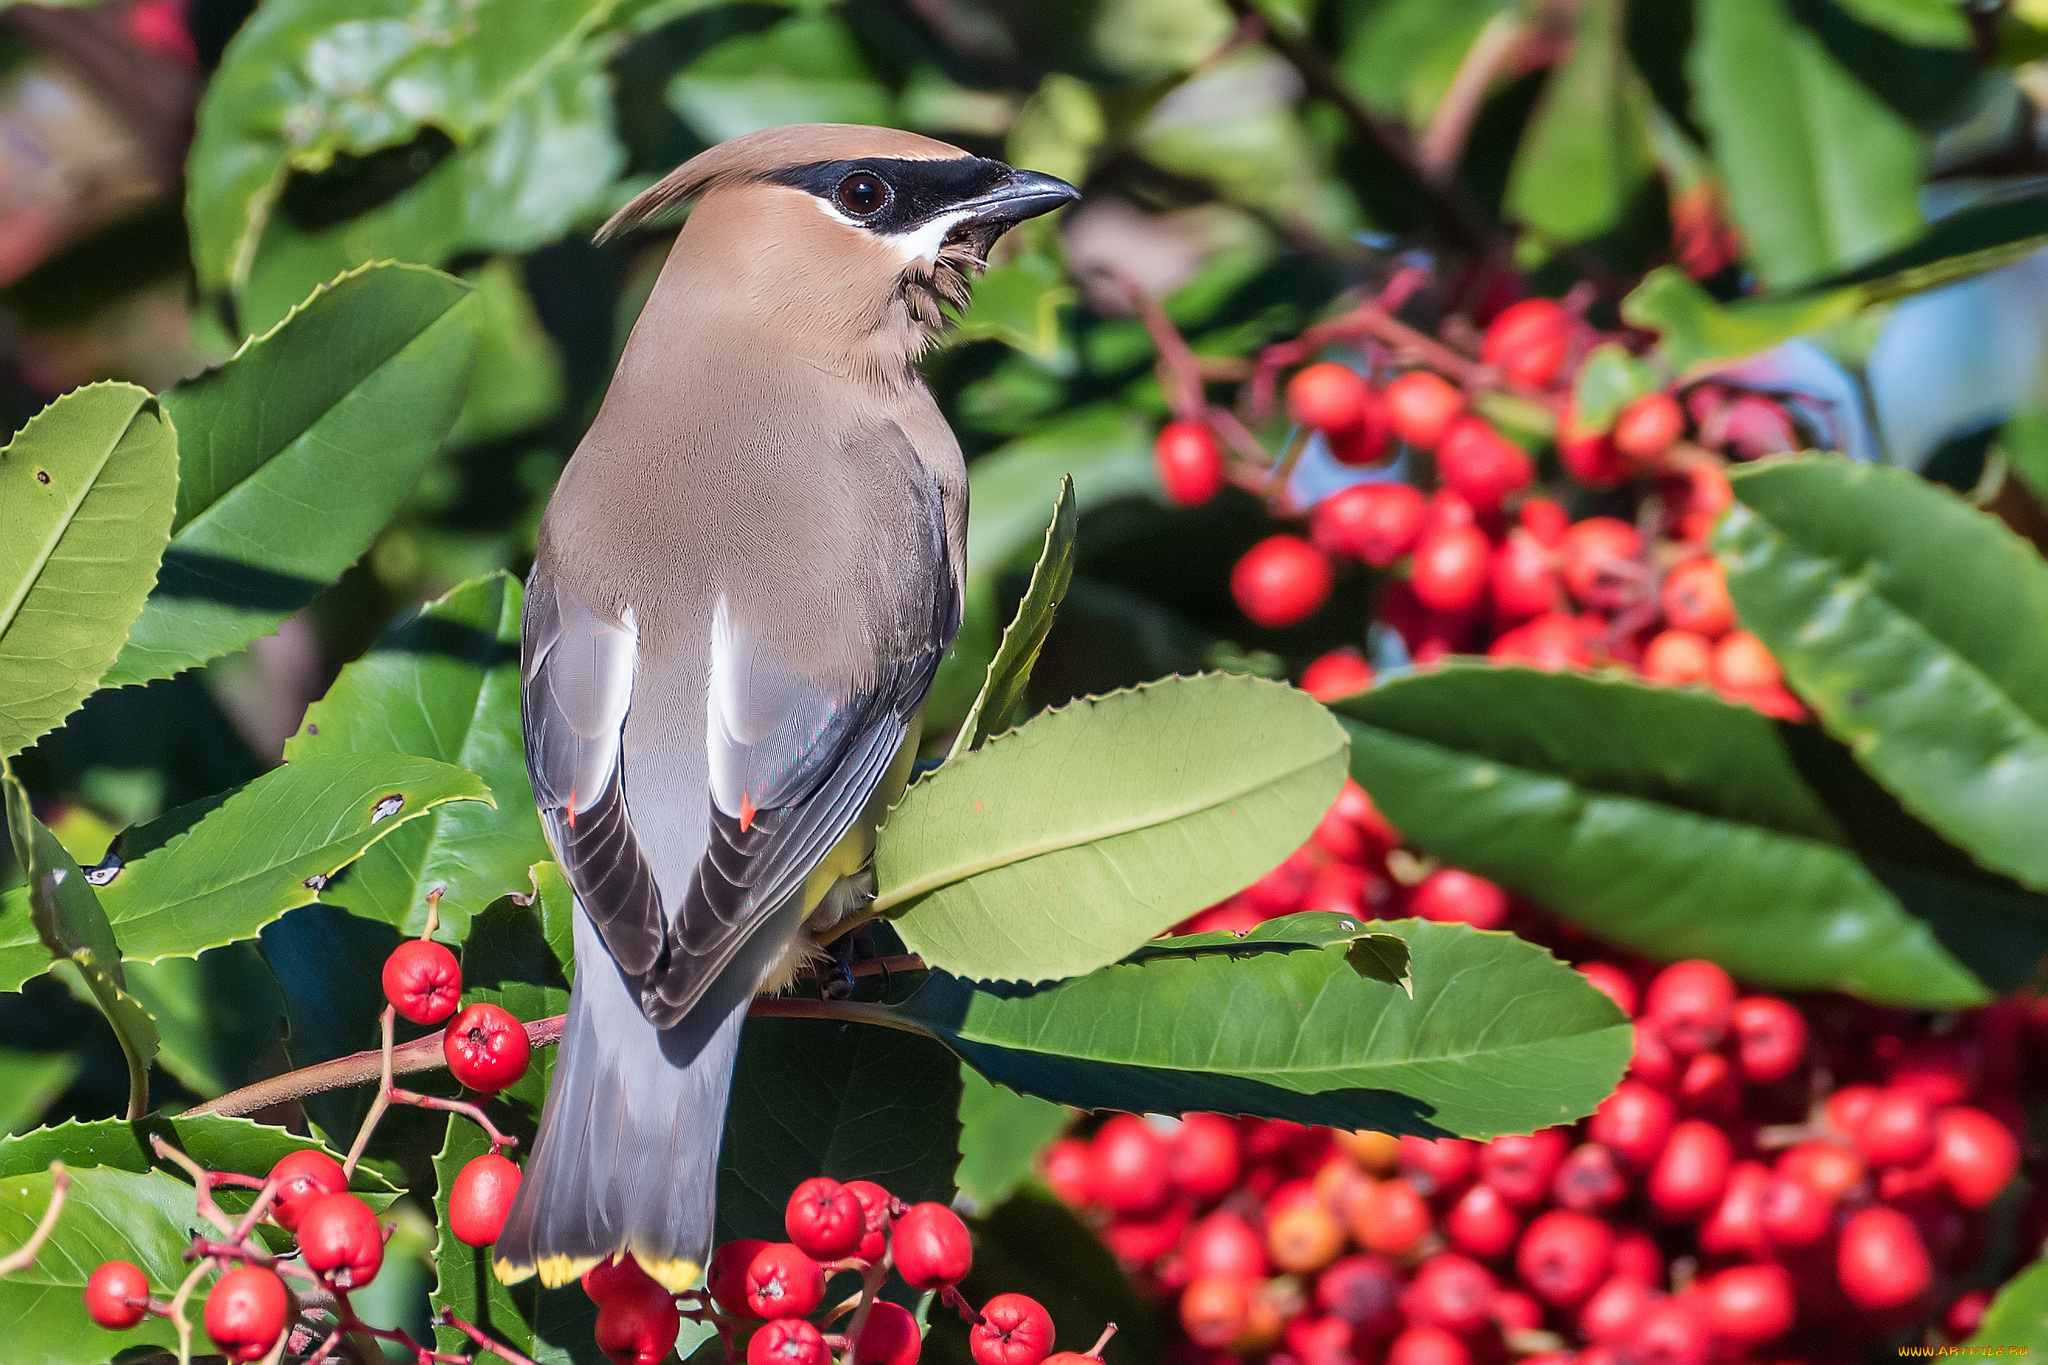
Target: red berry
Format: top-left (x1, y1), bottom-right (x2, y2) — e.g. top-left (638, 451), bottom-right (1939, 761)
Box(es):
top-left (1409, 525), bottom-right (1490, 613)
top-left (1854, 1087), bottom-right (1936, 1168)
top-left (1710, 630), bottom-right (1781, 691)
top-left (381, 938), bottom-right (462, 1025)
top-left (1403, 1253), bottom-right (1495, 1335)
top-left (1590, 1082), bottom-right (1675, 1169)
top-left (1837, 1205), bottom-right (1931, 1309)
top-left (1779, 1139), bottom-right (1866, 1202)
top-left (1289, 363), bottom-right (1373, 433)
top-left (204, 1265), bottom-right (291, 1362)
top-left (1756, 1171), bottom-right (1832, 1248)
top-left (751, 1317), bottom-right (830, 1365)
top-left (1350, 1176), bottom-right (1431, 1255)
top-left (84, 1260), bottom-right (149, 1331)
top-left (448, 1153), bottom-right (520, 1247)
top-left (1678, 1050), bottom-right (1741, 1123)
top-left (1558, 517), bottom-right (1643, 609)
top-left (1947, 1288), bottom-right (1992, 1337)
top-left (1479, 1128), bottom-right (1567, 1208)
top-left (1517, 1209), bottom-right (1612, 1308)
top-left (855, 1301), bottom-right (923, 1365)
top-left (1520, 496), bottom-right (1570, 547)
top-left (1559, 420), bottom-right (1630, 487)
top-left (1935, 1105), bottom-right (2020, 1208)
top-left (1579, 1275), bottom-right (1656, 1343)
top-left (1285, 1312), bottom-right (1357, 1365)
top-left (970, 1293), bottom-right (1052, 1365)
top-left (268, 1148), bottom-right (346, 1232)
top-left (1168, 1114), bottom-right (1242, 1203)
top-left (1488, 529), bottom-right (1558, 621)
top-left (583, 1255), bottom-right (660, 1306)
top-left (1409, 868), bottom-right (1508, 930)
top-left (1624, 1296), bottom-right (1714, 1365)
top-left (1040, 1139), bottom-right (1093, 1207)
top-left (1642, 629), bottom-right (1711, 686)
top-left (1613, 393), bottom-right (1685, 460)
top-left (1481, 299), bottom-right (1570, 388)
top-left (1826, 1083), bottom-right (1881, 1137)
top-left (1154, 421), bottom-right (1224, 507)
top-left (1299, 650), bottom-right (1373, 702)
top-left (1315, 1253), bottom-right (1404, 1335)
top-left (786, 1177), bottom-right (865, 1261)
top-left (1576, 962), bottom-right (1638, 1016)
top-left (297, 1192), bottom-right (383, 1288)
top-left (1385, 371), bottom-right (1463, 449)
top-left (1489, 613), bottom-right (1593, 671)
top-left (1311, 482), bottom-right (1427, 567)
top-left (1628, 1017), bottom-right (1680, 1089)
top-left (1399, 1136), bottom-right (1479, 1195)
top-left (1659, 559), bottom-right (1734, 637)
top-left (1731, 995), bottom-right (1805, 1083)
top-left (1647, 1120), bottom-right (1731, 1222)
top-left (1445, 1181), bottom-right (1519, 1260)
top-left (1387, 1325), bottom-right (1470, 1365)
top-left (1180, 1211), bottom-right (1264, 1282)
top-left (1179, 1277), bottom-right (1249, 1348)
top-left (1609, 1228), bottom-right (1664, 1285)
top-left (1552, 1142), bottom-right (1628, 1213)
top-left (1492, 1287), bottom-right (1544, 1333)
top-left (745, 1243), bottom-right (824, 1318)
top-left (892, 1201), bottom-right (973, 1289)
top-left (1697, 1159), bottom-right (1769, 1257)
top-left (596, 1282), bottom-right (681, 1365)
top-left (1232, 535), bottom-right (1333, 628)
top-left (708, 1238), bottom-right (768, 1317)
top-left (443, 1002), bottom-right (530, 1093)
top-left (1701, 1264), bottom-right (1794, 1345)
top-left (1090, 1115), bottom-right (1170, 1214)
top-left (1437, 417), bottom-right (1533, 511)
top-left (1644, 960), bottom-right (1735, 1057)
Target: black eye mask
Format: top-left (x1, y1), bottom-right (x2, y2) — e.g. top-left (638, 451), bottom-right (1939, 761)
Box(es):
top-left (764, 156), bottom-right (1012, 236)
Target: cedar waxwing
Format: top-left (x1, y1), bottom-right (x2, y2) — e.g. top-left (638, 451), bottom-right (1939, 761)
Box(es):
top-left (492, 125), bottom-right (1079, 1291)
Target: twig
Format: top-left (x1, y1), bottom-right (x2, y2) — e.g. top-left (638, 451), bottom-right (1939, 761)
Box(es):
top-left (341, 1008), bottom-right (398, 1181)
top-left (441, 1308), bottom-right (544, 1365)
top-left (837, 1259), bottom-right (892, 1365)
top-left (167, 1258), bottom-right (212, 1365)
top-left (153, 1139), bottom-right (237, 1238)
top-left (0, 1161), bottom-right (68, 1276)
top-left (1419, 12), bottom-right (1532, 177)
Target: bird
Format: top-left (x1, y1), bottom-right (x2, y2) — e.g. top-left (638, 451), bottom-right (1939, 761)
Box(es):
top-left (491, 124), bottom-right (1079, 1292)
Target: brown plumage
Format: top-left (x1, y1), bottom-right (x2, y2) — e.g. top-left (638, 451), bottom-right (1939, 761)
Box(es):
top-left (493, 125), bottom-right (1076, 1291)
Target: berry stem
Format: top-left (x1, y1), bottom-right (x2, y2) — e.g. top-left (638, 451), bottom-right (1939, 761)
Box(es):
top-left (152, 1138), bottom-right (239, 1238)
top-left (441, 1308), bottom-right (544, 1365)
top-left (165, 1256), bottom-right (213, 1365)
top-left (386, 1086), bottom-right (519, 1152)
top-left (0, 1160), bottom-right (67, 1276)
top-left (341, 1006), bottom-right (399, 1181)
top-left (835, 1257), bottom-right (890, 1365)
top-left (1084, 1323), bottom-right (1120, 1359)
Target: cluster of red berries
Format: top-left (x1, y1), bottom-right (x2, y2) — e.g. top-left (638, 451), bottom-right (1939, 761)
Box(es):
top-left (1155, 294), bottom-right (1805, 718)
top-left (81, 938), bottom-right (528, 1359)
top-left (1044, 806), bottom-right (2040, 1363)
top-left (580, 1176), bottom-right (1115, 1365)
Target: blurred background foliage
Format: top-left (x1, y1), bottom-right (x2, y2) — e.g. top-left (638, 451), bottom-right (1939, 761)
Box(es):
top-left (7, 0), bottom-right (2048, 1336)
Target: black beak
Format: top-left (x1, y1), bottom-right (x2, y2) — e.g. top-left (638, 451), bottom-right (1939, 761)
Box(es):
top-left (955, 169), bottom-right (1082, 228)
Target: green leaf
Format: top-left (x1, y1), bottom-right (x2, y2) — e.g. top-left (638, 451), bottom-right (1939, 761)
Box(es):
top-left (0, 1113), bottom-right (389, 1191)
top-left (892, 917), bottom-right (1630, 1138)
top-left (950, 477), bottom-right (1078, 760)
top-left (1504, 0), bottom-right (1653, 244)
top-left (1688, 0), bottom-right (1925, 289)
top-left (0, 752), bottom-right (493, 993)
top-left (0, 384), bottom-right (176, 758)
top-left (667, 13), bottom-right (893, 143)
top-left (3, 771), bottom-right (158, 1117)
top-left (1623, 267), bottom-right (1863, 375)
top-left (123, 943), bottom-right (287, 1100)
top-left (0, 1049), bottom-right (76, 1135)
top-left (718, 1017), bottom-right (964, 1244)
top-left (948, 253), bottom-right (1079, 372)
top-left (444, 258), bottom-right (570, 452)
top-left (285, 572), bottom-right (548, 939)
top-left (954, 1068), bottom-right (1070, 1215)
top-left (1718, 458), bottom-right (2048, 892)
top-left (1832, 0), bottom-right (1969, 48)
top-left (106, 263), bottom-right (480, 688)
top-left (1570, 343), bottom-right (1660, 432)
top-left (1968, 1257), bottom-right (2048, 1348)
top-left (0, 1166), bottom-right (200, 1361)
top-left (1339, 664), bottom-right (2033, 1004)
top-left (879, 675), bottom-right (1349, 984)
top-left (2003, 407), bottom-right (2048, 507)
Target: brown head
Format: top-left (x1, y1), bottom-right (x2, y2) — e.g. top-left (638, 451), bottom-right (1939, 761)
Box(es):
top-left (602, 124), bottom-right (1079, 379)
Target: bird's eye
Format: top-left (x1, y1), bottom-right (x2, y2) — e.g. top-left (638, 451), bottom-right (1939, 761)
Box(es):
top-left (835, 172), bottom-right (887, 216)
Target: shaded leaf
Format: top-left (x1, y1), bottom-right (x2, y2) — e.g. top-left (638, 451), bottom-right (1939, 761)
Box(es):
top-left (954, 1068), bottom-right (1070, 1215)
top-left (123, 943), bottom-right (287, 1101)
top-left (285, 572), bottom-right (548, 939)
top-left (668, 14), bottom-right (893, 142)
top-left (1968, 1257), bottom-right (2048, 1348)
top-left (893, 917), bottom-right (1630, 1138)
top-left (951, 476), bottom-right (1077, 760)
top-left (1624, 267), bottom-right (1864, 375)
top-left (880, 675), bottom-right (1349, 984)
top-left (0, 384), bottom-right (176, 758)
top-left (107, 264), bottom-right (480, 687)
top-left (1339, 664), bottom-right (2034, 1004)
top-left (1718, 457), bottom-right (2048, 891)
top-left (2003, 406), bottom-right (2048, 507)
top-left (1689, 0), bottom-right (1924, 289)
top-left (0, 1049), bottom-right (76, 1135)
top-left (1571, 343), bottom-right (1660, 431)
top-left (1505, 0), bottom-right (1653, 243)
top-left (1834, 0), bottom-right (1969, 48)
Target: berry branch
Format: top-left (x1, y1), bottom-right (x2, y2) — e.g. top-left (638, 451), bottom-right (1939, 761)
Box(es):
top-left (0, 1160), bottom-right (69, 1277)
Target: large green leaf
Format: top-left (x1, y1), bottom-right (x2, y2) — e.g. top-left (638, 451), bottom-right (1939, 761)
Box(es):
top-left (1969, 1258), bottom-right (2048, 1349)
top-left (0, 753), bottom-right (492, 993)
top-left (951, 476), bottom-right (1077, 759)
top-left (0, 384), bottom-right (176, 758)
top-left (1504, 0), bottom-right (1653, 244)
top-left (668, 13), bottom-right (892, 142)
top-left (0, 1050), bottom-right (75, 1135)
top-left (1718, 458), bottom-right (2048, 892)
top-left (878, 674), bottom-right (1349, 984)
top-left (0, 1166), bottom-right (200, 1362)
top-left (1688, 0), bottom-right (1925, 289)
top-left (0, 1114), bottom-right (390, 1193)
top-left (105, 264), bottom-right (480, 688)
top-left (953, 1068), bottom-right (1070, 1215)
top-left (285, 573), bottom-right (548, 939)
top-left (1339, 665), bottom-right (2039, 1004)
top-left (187, 0), bottom-right (628, 295)
top-left (890, 915), bottom-right (1629, 1138)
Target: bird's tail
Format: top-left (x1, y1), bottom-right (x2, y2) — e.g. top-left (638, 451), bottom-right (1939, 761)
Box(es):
top-left (493, 909), bottom-right (758, 1293)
